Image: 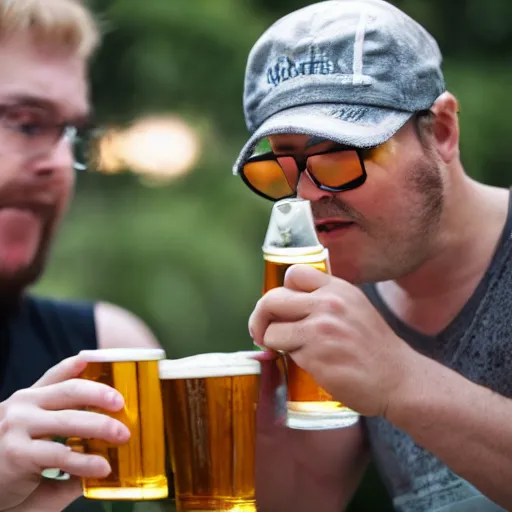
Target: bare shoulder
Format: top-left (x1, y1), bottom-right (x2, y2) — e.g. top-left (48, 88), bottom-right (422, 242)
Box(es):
top-left (94, 302), bottom-right (161, 349)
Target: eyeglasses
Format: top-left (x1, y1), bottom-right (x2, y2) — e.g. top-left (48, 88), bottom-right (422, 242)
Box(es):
top-left (0, 103), bottom-right (95, 171)
top-left (240, 146), bottom-right (368, 201)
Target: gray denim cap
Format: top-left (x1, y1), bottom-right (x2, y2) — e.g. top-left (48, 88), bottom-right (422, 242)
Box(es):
top-left (233, 0), bottom-right (446, 175)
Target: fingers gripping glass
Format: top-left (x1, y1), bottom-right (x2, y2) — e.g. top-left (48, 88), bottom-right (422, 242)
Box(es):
top-left (240, 148), bottom-right (368, 201)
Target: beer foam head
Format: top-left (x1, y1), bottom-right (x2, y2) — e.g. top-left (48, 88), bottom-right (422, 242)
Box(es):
top-left (159, 351), bottom-right (261, 379)
top-left (79, 348), bottom-right (166, 363)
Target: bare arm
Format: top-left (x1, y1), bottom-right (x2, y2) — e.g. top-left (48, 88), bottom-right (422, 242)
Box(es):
top-left (257, 424), bottom-right (369, 512)
top-left (249, 265), bottom-right (512, 509)
top-left (387, 352), bottom-right (512, 509)
top-left (94, 302), bottom-right (162, 349)
top-left (255, 358), bottom-right (369, 512)
top-left (293, 426), bottom-right (368, 512)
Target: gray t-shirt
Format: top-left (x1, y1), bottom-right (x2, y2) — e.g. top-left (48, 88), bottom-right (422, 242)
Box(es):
top-left (361, 194), bottom-right (512, 512)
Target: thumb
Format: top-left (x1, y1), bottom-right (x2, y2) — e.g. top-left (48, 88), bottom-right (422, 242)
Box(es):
top-left (284, 264), bottom-right (331, 292)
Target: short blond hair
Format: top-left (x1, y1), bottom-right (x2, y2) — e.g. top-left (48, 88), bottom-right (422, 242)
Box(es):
top-left (0, 0), bottom-right (100, 58)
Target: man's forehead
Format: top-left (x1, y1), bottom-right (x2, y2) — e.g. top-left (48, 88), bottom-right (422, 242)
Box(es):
top-left (0, 34), bottom-right (90, 119)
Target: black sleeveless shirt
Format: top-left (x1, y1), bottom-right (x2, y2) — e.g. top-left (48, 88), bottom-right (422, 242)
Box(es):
top-left (0, 294), bottom-right (104, 512)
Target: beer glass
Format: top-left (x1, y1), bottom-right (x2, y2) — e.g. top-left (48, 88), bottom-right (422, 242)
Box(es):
top-left (78, 348), bottom-right (168, 500)
top-left (262, 197), bottom-right (360, 430)
top-left (159, 351), bottom-right (261, 512)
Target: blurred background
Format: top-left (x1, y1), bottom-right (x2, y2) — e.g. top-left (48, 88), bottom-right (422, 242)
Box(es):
top-left (34, 0), bottom-right (512, 510)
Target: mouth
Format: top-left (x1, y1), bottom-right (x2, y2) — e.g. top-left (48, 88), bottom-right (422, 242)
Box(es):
top-left (0, 201), bottom-right (54, 219)
top-left (315, 218), bottom-right (355, 234)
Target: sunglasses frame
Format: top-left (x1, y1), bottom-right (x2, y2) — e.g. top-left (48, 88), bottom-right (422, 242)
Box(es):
top-left (240, 146), bottom-right (368, 202)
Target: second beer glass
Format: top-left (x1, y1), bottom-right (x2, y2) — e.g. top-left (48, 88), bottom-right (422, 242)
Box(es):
top-left (160, 351), bottom-right (261, 512)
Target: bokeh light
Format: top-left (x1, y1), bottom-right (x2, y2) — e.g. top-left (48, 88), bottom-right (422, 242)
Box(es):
top-left (95, 115), bottom-right (201, 182)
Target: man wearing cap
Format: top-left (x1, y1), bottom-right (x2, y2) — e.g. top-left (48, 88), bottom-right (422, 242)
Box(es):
top-left (241, 1), bottom-right (512, 511)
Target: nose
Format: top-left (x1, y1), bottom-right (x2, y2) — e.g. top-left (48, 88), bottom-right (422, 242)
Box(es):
top-left (33, 135), bottom-right (75, 177)
top-left (296, 170), bottom-right (335, 201)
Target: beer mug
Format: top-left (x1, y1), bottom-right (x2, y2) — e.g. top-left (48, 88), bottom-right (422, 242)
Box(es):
top-left (262, 197), bottom-right (360, 430)
top-left (159, 351), bottom-right (261, 512)
top-left (78, 348), bottom-right (168, 500)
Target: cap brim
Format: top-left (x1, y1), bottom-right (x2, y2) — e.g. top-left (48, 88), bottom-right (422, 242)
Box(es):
top-left (233, 104), bottom-right (413, 175)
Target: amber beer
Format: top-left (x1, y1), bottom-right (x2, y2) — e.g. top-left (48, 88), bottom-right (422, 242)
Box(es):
top-left (159, 352), bottom-right (261, 512)
top-left (262, 198), bottom-right (360, 430)
top-left (78, 348), bottom-right (168, 500)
